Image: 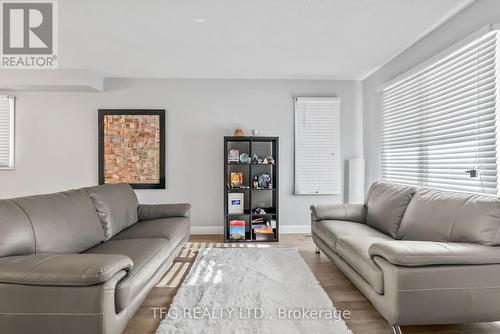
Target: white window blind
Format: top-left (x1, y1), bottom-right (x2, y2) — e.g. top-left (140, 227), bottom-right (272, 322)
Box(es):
top-left (0, 96), bottom-right (15, 170)
top-left (382, 31), bottom-right (499, 195)
top-left (295, 97), bottom-right (341, 195)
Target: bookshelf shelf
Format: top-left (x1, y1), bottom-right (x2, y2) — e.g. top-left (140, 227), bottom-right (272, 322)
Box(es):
top-left (251, 188), bottom-right (277, 191)
top-left (224, 136), bottom-right (279, 243)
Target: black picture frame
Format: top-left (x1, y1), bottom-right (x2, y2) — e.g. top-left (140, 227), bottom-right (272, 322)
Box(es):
top-left (98, 109), bottom-right (166, 189)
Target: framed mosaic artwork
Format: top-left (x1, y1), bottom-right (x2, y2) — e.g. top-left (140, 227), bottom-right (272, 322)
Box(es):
top-left (98, 109), bottom-right (165, 189)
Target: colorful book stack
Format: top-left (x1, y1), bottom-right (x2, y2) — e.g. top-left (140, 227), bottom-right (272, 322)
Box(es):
top-left (253, 224), bottom-right (274, 241)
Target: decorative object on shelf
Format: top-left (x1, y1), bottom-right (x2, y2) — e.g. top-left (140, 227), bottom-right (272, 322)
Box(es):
top-left (252, 216), bottom-right (274, 226)
top-left (251, 153), bottom-right (263, 164)
top-left (229, 220), bottom-right (246, 240)
top-left (98, 109), bottom-right (165, 189)
top-left (252, 207), bottom-right (267, 214)
top-left (228, 149), bottom-right (240, 163)
top-left (233, 128), bottom-right (244, 136)
top-left (252, 176), bottom-right (259, 189)
top-left (228, 193), bottom-right (244, 214)
top-left (230, 172), bottom-right (244, 188)
top-left (265, 155), bottom-right (275, 164)
top-left (253, 206), bottom-right (276, 214)
top-left (251, 129), bottom-right (258, 136)
top-left (258, 173), bottom-right (271, 189)
top-left (252, 217), bottom-right (264, 224)
top-left (239, 153), bottom-right (251, 164)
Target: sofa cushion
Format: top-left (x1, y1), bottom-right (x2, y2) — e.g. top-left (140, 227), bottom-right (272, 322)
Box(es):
top-left (84, 184), bottom-right (139, 239)
top-left (335, 236), bottom-right (388, 294)
top-left (0, 200), bottom-right (35, 257)
top-left (12, 190), bottom-right (105, 254)
top-left (369, 240), bottom-right (500, 267)
top-left (398, 188), bottom-right (500, 245)
top-left (84, 238), bottom-right (172, 312)
top-left (313, 220), bottom-right (392, 251)
top-left (113, 217), bottom-right (190, 248)
top-left (365, 182), bottom-right (416, 238)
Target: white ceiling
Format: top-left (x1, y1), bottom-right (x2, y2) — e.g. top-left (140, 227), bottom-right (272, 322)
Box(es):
top-left (59, 0), bottom-right (473, 80)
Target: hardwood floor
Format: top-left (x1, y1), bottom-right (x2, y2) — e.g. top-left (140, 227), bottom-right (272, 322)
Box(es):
top-left (124, 234), bottom-right (500, 334)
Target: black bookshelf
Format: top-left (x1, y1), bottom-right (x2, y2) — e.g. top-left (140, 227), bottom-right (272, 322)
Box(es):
top-left (224, 136), bottom-right (279, 242)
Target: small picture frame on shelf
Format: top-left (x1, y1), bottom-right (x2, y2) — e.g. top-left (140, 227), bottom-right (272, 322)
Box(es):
top-left (228, 149), bottom-right (240, 163)
top-left (228, 193), bottom-right (244, 214)
top-left (229, 220), bottom-right (246, 240)
top-left (230, 172), bottom-right (244, 188)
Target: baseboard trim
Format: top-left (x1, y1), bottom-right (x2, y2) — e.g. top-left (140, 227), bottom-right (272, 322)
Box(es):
top-left (191, 226), bottom-right (224, 235)
top-left (191, 225), bottom-right (311, 235)
top-left (280, 225), bottom-right (311, 234)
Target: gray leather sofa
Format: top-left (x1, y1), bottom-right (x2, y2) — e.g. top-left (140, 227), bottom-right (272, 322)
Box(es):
top-left (0, 184), bottom-right (190, 334)
top-left (311, 181), bottom-right (500, 334)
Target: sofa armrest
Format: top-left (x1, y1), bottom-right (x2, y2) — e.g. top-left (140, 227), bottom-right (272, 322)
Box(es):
top-left (369, 240), bottom-right (500, 266)
top-left (310, 204), bottom-right (366, 223)
top-left (0, 254), bottom-right (133, 286)
top-left (138, 203), bottom-right (191, 220)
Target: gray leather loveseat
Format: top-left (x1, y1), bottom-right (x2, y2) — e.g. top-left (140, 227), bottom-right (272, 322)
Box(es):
top-left (0, 183), bottom-right (190, 334)
top-left (311, 181), bottom-right (500, 334)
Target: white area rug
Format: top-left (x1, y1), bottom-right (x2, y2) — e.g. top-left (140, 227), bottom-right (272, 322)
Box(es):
top-left (156, 248), bottom-right (352, 334)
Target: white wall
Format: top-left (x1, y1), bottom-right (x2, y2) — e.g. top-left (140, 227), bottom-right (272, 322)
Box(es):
top-left (0, 78), bottom-right (363, 232)
top-left (362, 0), bottom-right (500, 190)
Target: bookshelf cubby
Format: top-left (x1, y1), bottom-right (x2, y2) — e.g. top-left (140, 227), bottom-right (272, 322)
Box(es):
top-left (224, 136), bottom-right (279, 242)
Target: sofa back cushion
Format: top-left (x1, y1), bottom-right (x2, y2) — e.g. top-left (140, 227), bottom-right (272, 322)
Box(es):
top-left (365, 182), bottom-right (417, 238)
top-left (84, 184), bottom-right (139, 239)
top-left (398, 188), bottom-right (500, 245)
top-left (0, 200), bottom-right (36, 257)
top-left (12, 190), bottom-right (106, 254)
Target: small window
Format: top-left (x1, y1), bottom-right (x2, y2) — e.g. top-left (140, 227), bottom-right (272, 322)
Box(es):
top-left (0, 95), bottom-right (15, 170)
top-left (295, 97), bottom-right (341, 195)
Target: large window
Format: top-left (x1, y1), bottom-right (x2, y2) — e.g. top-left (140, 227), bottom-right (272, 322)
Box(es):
top-left (381, 31), bottom-right (499, 195)
top-left (0, 95), bottom-right (15, 170)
